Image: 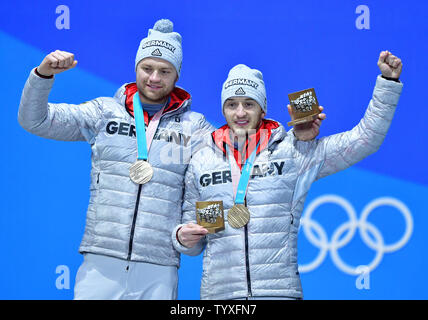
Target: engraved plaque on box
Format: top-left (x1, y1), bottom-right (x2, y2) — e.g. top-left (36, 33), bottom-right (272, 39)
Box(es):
top-left (287, 88), bottom-right (320, 126)
top-left (195, 201), bottom-right (225, 233)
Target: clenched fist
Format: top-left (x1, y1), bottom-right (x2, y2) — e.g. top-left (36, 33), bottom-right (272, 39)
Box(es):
top-left (378, 51), bottom-right (403, 80)
top-left (37, 50), bottom-right (78, 77)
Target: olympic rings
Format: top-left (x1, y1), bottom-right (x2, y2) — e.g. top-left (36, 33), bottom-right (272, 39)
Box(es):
top-left (298, 195), bottom-right (413, 275)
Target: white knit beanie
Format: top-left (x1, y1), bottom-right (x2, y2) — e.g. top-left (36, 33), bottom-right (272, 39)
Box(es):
top-left (221, 64), bottom-right (267, 114)
top-left (135, 19), bottom-right (183, 77)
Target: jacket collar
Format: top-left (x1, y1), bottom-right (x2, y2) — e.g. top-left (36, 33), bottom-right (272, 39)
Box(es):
top-left (211, 119), bottom-right (285, 169)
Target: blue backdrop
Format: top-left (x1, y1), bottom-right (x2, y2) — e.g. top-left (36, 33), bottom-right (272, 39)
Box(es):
top-left (1, 0), bottom-right (427, 299)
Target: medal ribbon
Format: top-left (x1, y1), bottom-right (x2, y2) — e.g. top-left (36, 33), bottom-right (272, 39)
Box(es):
top-left (133, 93), bottom-right (166, 160)
top-left (227, 140), bottom-right (262, 205)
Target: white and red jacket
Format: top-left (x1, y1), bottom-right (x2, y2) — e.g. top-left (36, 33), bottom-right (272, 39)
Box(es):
top-left (173, 75), bottom-right (403, 299)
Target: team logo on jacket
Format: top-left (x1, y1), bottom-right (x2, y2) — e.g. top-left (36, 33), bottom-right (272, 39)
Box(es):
top-left (105, 121), bottom-right (190, 147)
top-left (199, 161), bottom-right (286, 187)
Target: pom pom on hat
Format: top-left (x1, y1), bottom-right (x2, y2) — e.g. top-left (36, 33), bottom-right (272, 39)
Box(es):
top-left (153, 19), bottom-right (174, 33)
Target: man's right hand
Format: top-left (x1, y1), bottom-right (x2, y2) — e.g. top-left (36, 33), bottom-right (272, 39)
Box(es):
top-left (37, 50), bottom-right (78, 77)
top-left (177, 223), bottom-right (208, 248)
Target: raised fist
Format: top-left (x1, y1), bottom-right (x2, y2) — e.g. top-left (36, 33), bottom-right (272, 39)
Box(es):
top-left (37, 50), bottom-right (78, 77)
top-left (378, 51), bottom-right (403, 80)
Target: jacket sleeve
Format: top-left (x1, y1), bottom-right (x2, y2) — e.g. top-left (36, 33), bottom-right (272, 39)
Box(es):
top-left (18, 69), bottom-right (103, 143)
top-left (172, 161), bottom-right (207, 256)
top-left (296, 75), bottom-right (403, 181)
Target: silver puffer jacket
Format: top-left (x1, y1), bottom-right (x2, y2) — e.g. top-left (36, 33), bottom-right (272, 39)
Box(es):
top-left (172, 75), bottom-right (403, 299)
top-left (18, 69), bottom-right (214, 267)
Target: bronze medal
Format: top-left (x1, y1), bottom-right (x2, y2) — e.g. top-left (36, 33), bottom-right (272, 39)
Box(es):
top-left (129, 160), bottom-right (153, 185)
top-left (228, 204), bottom-right (250, 229)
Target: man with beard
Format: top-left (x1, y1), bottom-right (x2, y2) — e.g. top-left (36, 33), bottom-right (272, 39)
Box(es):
top-left (18, 19), bottom-right (215, 300)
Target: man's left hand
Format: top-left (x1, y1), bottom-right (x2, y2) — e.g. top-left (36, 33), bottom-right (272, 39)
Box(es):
top-left (378, 50), bottom-right (403, 80)
top-left (288, 105), bottom-right (326, 141)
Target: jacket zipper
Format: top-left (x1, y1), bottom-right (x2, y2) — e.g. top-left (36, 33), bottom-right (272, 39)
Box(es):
top-left (243, 214), bottom-right (293, 298)
top-left (127, 184), bottom-right (143, 263)
top-left (243, 197), bottom-right (252, 297)
top-left (244, 223), bottom-right (252, 297)
top-left (123, 100), bottom-right (188, 270)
